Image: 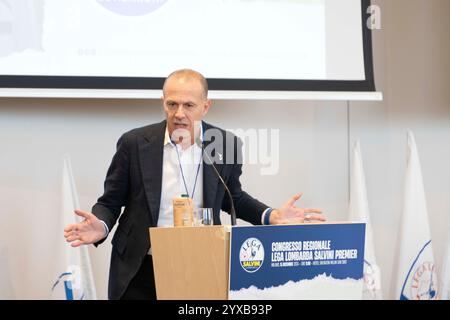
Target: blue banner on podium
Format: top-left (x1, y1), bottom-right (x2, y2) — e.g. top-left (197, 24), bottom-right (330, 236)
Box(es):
top-left (229, 223), bottom-right (365, 299)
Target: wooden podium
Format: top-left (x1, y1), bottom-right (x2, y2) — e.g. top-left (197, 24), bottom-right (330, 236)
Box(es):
top-left (149, 226), bottom-right (230, 300)
top-left (150, 223), bottom-right (366, 300)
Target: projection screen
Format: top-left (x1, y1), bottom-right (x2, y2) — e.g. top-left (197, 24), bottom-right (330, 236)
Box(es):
top-left (0, 0), bottom-right (376, 94)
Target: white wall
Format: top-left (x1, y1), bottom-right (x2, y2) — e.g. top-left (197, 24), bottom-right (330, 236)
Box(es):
top-left (0, 0), bottom-right (449, 299)
top-left (350, 0), bottom-right (450, 298)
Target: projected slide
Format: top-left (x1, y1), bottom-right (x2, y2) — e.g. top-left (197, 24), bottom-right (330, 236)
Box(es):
top-left (0, 0), bottom-right (366, 82)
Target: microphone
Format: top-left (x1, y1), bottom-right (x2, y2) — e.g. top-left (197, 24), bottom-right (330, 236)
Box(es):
top-left (196, 138), bottom-right (237, 226)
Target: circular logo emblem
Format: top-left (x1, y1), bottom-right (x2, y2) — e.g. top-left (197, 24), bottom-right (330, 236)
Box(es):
top-left (96, 0), bottom-right (168, 17)
top-left (239, 238), bottom-right (264, 273)
top-left (410, 262), bottom-right (438, 300)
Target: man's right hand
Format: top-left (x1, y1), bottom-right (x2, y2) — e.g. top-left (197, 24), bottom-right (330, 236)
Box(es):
top-left (64, 210), bottom-right (107, 247)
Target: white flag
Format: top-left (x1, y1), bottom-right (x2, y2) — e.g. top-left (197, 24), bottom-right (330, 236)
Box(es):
top-left (441, 230), bottom-right (450, 300)
top-left (51, 155), bottom-right (97, 300)
top-left (0, 246), bottom-right (14, 299)
top-left (348, 140), bottom-right (383, 299)
top-left (393, 131), bottom-right (439, 300)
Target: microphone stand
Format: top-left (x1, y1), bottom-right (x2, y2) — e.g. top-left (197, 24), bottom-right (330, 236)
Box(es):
top-left (197, 138), bottom-right (237, 226)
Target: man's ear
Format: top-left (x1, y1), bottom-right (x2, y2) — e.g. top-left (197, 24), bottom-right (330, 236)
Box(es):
top-left (161, 96), bottom-right (167, 113)
top-left (203, 99), bottom-right (212, 116)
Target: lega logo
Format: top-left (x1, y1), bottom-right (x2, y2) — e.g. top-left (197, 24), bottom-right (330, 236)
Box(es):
top-left (410, 261), bottom-right (439, 300)
top-left (96, 0), bottom-right (168, 16)
top-left (239, 238), bottom-right (264, 273)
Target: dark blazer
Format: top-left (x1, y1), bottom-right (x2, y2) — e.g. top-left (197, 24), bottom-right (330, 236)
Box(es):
top-left (92, 120), bottom-right (268, 299)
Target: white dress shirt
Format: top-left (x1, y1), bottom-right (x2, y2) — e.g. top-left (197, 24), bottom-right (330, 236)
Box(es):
top-left (157, 127), bottom-right (203, 227)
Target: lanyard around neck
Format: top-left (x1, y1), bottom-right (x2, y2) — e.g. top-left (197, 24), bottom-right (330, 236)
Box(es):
top-left (173, 143), bottom-right (202, 199)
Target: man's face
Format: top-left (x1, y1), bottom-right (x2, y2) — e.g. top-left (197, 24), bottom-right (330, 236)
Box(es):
top-left (162, 76), bottom-right (211, 144)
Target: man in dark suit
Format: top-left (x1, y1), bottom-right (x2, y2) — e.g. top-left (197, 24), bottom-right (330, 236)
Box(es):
top-left (63, 69), bottom-right (325, 300)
